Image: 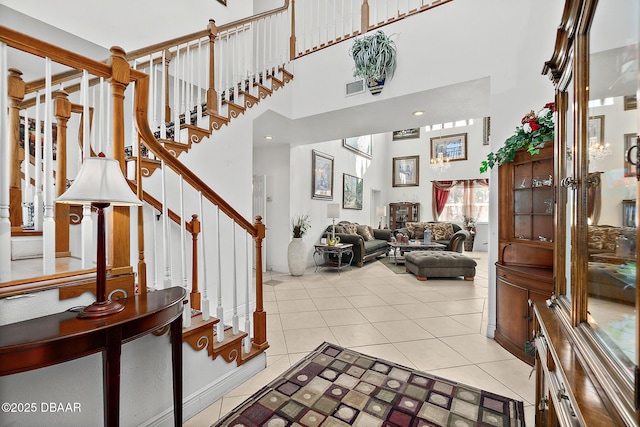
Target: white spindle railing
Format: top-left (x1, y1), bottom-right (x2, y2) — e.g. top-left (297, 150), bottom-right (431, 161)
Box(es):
top-left (42, 57), bottom-right (55, 276)
top-left (0, 42), bottom-right (10, 283)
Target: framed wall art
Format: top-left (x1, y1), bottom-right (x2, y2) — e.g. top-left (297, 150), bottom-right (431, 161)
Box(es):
top-left (343, 173), bottom-right (363, 210)
top-left (18, 116), bottom-right (58, 160)
top-left (392, 155), bottom-right (420, 187)
top-left (588, 115), bottom-right (604, 147)
top-left (624, 94), bottom-right (637, 111)
top-left (311, 150), bottom-right (334, 200)
top-left (430, 133), bottom-right (467, 162)
top-left (392, 128), bottom-right (420, 141)
top-left (343, 135), bottom-right (372, 159)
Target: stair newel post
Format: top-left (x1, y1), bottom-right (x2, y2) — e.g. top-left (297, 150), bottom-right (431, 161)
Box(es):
top-left (0, 44), bottom-right (11, 282)
top-left (289, 0), bottom-right (296, 60)
top-left (7, 68), bottom-right (25, 231)
top-left (361, 0), bottom-right (370, 34)
top-left (107, 46), bottom-right (133, 276)
top-left (189, 214), bottom-right (201, 310)
top-left (206, 19), bottom-right (219, 116)
top-left (53, 89), bottom-right (71, 257)
top-left (215, 204), bottom-right (225, 340)
top-left (252, 215), bottom-right (268, 349)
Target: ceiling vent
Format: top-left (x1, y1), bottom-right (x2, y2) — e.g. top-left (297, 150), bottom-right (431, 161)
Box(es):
top-left (345, 79), bottom-right (365, 97)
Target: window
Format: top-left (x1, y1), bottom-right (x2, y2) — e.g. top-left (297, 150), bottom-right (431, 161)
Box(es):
top-left (433, 179), bottom-right (489, 223)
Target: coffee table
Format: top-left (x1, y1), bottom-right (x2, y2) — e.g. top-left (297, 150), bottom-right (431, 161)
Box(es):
top-left (313, 243), bottom-right (354, 274)
top-left (388, 241), bottom-right (446, 265)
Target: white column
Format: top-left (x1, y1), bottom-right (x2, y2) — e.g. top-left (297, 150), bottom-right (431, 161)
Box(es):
top-left (33, 92), bottom-right (43, 231)
top-left (81, 70), bottom-right (93, 269)
top-left (0, 42), bottom-right (12, 282)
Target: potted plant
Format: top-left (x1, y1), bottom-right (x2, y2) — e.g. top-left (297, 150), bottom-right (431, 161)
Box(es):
top-left (288, 214), bottom-right (311, 276)
top-left (480, 102), bottom-right (555, 173)
top-left (349, 30), bottom-right (397, 95)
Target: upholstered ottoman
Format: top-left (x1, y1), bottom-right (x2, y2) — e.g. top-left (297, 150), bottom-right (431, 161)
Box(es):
top-left (405, 251), bottom-right (476, 281)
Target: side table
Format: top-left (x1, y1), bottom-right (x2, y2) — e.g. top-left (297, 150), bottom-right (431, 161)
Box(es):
top-left (0, 286), bottom-right (186, 427)
top-left (313, 243), bottom-right (354, 273)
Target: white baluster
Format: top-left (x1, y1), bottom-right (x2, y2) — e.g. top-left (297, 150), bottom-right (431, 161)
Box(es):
top-left (22, 109), bottom-right (30, 228)
top-left (173, 45), bottom-right (180, 142)
top-left (197, 39), bottom-right (204, 128)
top-left (199, 193), bottom-right (210, 320)
top-left (216, 205), bottom-right (224, 340)
top-left (33, 91), bottom-right (42, 231)
top-left (244, 232), bottom-right (251, 353)
top-left (161, 160), bottom-right (171, 288)
top-left (180, 176), bottom-right (191, 328)
top-left (232, 223), bottom-right (238, 335)
top-left (151, 207), bottom-right (159, 291)
top-left (0, 42), bottom-right (10, 282)
top-left (42, 57), bottom-right (55, 275)
top-left (81, 71), bottom-right (93, 269)
top-left (160, 50), bottom-right (167, 140)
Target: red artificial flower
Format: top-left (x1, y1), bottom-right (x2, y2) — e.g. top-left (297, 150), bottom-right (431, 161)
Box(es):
top-left (529, 120), bottom-right (541, 132)
top-left (544, 102), bottom-right (555, 112)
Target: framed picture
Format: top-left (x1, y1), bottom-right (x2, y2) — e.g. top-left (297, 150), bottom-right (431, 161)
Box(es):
top-left (18, 116), bottom-right (58, 160)
top-left (311, 150), bottom-right (334, 200)
top-left (342, 173), bottom-right (363, 210)
top-left (624, 133), bottom-right (637, 178)
top-left (483, 117), bottom-right (491, 145)
top-left (624, 95), bottom-right (637, 111)
top-left (343, 135), bottom-right (372, 159)
top-left (392, 128), bottom-right (420, 141)
top-left (392, 155), bottom-right (420, 187)
top-left (588, 115), bottom-right (604, 147)
top-left (430, 133), bottom-right (467, 162)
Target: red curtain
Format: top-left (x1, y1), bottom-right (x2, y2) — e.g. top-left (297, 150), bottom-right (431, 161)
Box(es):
top-left (432, 180), bottom-right (458, 219)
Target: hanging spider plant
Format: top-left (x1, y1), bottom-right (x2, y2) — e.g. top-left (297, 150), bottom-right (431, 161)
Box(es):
top-left (349, 30), bottom-right (397, 94)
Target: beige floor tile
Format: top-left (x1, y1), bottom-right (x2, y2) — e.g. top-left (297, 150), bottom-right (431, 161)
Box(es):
top-left (440, 334), bottom-right (515, 364)
top-left (218, 395), bottom-right (251, 421)
top-left (282, 327), bottom-right (337, 353)
top-left (272, 281), bottom-right (305, 291)
top-left (376, 292), bottom-right (418, 305)
top-left (392, 303), bottom-right (446, 319)
top-left (265, 330), bottom-right (287, 355)
top-left (428, 364), bottom-right (523, 402)
top-left (329, 323), bottom-right (390, 347)
top-left (425, 299), bottom-right (485, 316)
top-left (263, 291), bottom-right (276, 302)
top-left (226, 354), bottom-right (292, 397)
top-left (279, 311), bottom-right (327, 330)
top-left (312, 296), bottom-right (354, 310)
top-left (407, 290), bottom-right (450, 303)
top-left (319, 308), bottom-right (369, 326)
top-left (337, 285), bottom-right (373, 296)
top-left (266, 313), bottom-right (282, 331)
top-left (264, 300), bottom-right (279, 314)
top-left (306, 287), bottom-right (343, 298)
top-left (450, 313), bottom-right (484, 332)
top-left (479, 359), bottom-right (536, 405)
top-left (394, 339), bottom-right (472, 371)
top-left (372, 319), bottom-right (434, 342)
top-left (358, 306), bottom-right (408, 322)
top-left (346, 294), bottom-right (388, 308)
top-left (413, 316), bottom-right (478, 337)
top-left (276, 299), bottom-right (318, 313)
top-left (274, 289), bottom-right (311, 301)
top-left (524, 404), bottom-right (535, 426)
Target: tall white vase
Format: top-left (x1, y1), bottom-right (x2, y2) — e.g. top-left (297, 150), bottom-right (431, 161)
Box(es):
top-left (287, 237), bottom-right (306, 276)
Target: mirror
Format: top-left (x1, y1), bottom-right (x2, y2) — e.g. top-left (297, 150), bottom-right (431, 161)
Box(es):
top-left (586, 2), bottom-right (638, 373)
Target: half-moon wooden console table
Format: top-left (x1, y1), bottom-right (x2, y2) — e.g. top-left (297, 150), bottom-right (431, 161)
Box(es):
top-left (0, 286), bottom-right (186, 427)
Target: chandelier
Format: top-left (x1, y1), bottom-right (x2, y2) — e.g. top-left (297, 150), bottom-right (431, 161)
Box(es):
top-left (430, 152), bottom-right (451, 173)
top-left (588, 140), bottom-right (612, 163)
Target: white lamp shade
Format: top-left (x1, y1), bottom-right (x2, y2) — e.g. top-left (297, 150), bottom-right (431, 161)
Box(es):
top-left (327, 203), bottom-right (340, 219)
top-left (57, 157), bottom-right (142, 206)
top-left (376, 206), bottom-right (387, 217)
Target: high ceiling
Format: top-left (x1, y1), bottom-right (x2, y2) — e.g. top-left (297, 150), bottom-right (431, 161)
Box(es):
top-left (0, 1), bottom-right (490, 147)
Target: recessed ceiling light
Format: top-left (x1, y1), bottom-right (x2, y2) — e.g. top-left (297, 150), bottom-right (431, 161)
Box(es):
top-left (264, 135), bottom-right (273, 140)
top-left (412, 110), bottom-right (424, 116)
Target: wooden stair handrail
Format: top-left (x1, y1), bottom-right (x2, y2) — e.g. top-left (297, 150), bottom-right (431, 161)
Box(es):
top-left (124, 1), bottom-right (290, 62)
top-left (132, 73), bottom-right (257, 237)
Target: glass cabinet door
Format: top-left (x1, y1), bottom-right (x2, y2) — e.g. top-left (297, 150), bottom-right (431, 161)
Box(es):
top-left (585, 1), bottom-right (638, 376)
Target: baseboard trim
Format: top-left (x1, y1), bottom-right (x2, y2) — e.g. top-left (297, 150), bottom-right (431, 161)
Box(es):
top-left (140, 351), bottom-right (267, 427)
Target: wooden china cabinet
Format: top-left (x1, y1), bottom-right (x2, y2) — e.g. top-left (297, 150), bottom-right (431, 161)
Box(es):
top-left (532, 0), bottom-right (640, 425)
top-left (389, 202), bottom-right (419, 230)
top-left (495, 143), bottom-right (555, 365)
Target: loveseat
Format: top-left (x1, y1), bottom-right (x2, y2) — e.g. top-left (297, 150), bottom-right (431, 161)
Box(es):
top-left (323, 221), bottom-right (392, 267)
top-left (588, 224), bottom-right (636, 258)
top-left (395, 221), bottom-right (469, 253)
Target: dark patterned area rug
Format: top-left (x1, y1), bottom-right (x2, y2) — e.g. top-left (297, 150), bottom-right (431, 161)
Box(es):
top-left (214, 342), bottom-right (525, 426)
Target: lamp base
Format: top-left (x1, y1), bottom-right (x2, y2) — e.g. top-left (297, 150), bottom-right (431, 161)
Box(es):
top-left (77, 299), bottom-right (125, 319)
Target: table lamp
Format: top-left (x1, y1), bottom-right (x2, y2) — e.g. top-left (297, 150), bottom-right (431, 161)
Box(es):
top-left (376, 205), bottom-right (387, 229)
top-left (327, 203), bottom-right (340, 241)
top-left (56, 153), bottom-right (142, 318)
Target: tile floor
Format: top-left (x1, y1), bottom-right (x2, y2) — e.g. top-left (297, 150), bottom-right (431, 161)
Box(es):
top-left (184, 251), bottom-right (536, 426)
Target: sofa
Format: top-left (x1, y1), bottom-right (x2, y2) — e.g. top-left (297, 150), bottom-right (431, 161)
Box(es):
top-left (588, 224), bottom-right (636, 258)
top-left (323, 222), bottom-right (392, 267)
top-left (395, 221), bottom-right (470, 253)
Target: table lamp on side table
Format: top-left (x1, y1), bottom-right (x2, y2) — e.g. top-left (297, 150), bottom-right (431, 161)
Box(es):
top-left (56, 153), bottom-right (142, 319)
top-left (376, 205), bottom-right (387, 229)
top-left (327, 203), bottom-right (340, 242)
